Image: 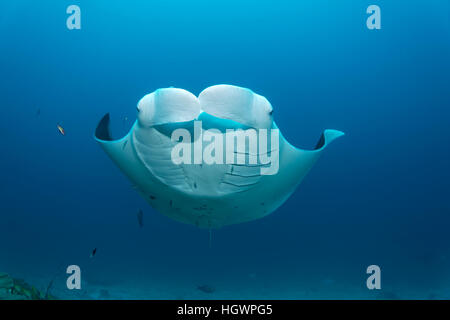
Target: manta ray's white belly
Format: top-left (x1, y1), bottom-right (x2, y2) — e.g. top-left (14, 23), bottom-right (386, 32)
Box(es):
top-left (94, 85), bottom-right (344, 228)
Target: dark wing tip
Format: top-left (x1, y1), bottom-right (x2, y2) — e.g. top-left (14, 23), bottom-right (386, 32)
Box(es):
top-left (314, 132), bottom-right (326, 150)
top-left (314, 129), bottom-right (345, 150)
top-left (95, 113), bottom-right (112, 141)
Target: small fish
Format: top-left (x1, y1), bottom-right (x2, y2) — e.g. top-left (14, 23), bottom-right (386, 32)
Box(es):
top-left (197, 285), bottom-right (215, 294)
top-left (57, 124), bottom-right (65, 136)
top-left (36, 108), bottom-right (41, 117)
top-left (137, 209), bottom-right (144, 228)
top-left (90, 248), bottom-right (97, 258)
top-left (122, 140), bottom-right (128, 150)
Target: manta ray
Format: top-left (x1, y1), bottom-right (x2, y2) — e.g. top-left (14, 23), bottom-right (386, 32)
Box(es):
top-left (95, 85), bottom-right (344, 228)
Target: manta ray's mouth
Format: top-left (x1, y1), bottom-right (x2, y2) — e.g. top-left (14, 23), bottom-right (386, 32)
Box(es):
top-left (94, 111), bottom-right (255, 144)
top-left (148, 112), bottom-right (255, 139)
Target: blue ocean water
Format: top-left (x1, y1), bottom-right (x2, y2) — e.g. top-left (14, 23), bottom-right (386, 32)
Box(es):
top-left (0, 0), bottom-right (449, 299)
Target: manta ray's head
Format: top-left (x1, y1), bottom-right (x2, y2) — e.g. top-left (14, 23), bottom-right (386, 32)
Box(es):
top-left (136, 88), bottom-right (201, 127)
top-left (136, 85), bottom-right (273, 130)
top-left (199, 84), bottom-right (274, 129)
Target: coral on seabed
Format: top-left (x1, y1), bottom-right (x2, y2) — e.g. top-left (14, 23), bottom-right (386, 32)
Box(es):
top-left (0, 272), bottom-right (57, 300)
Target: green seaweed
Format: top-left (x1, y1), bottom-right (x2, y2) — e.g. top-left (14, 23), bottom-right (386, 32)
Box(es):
top-left (0, 272), bottom-right (58, 300)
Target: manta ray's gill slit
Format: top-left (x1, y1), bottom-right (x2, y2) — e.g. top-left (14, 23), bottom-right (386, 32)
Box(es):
top-left (231, 163), bottom-right (268, 168)
top-left (225, 172), bottom-right (261, 178)
top-left (220, 181), bottom-right (260, 188)
top-left (233, 150), bottom-right (276, 156)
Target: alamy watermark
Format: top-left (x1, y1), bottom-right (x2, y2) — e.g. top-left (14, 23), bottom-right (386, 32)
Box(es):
top-left (66, 5), bottom-right (81, 30)
top-left (66, 265), bottom-right (81, 290)
top-left (65, 5), bottom-right (381, 31)
top-left (170, 121), bottom-right (280, 176)
top-left (367, 5), bottom-right (381, 30)
top-left (366, 265), bottom-right (381, 290)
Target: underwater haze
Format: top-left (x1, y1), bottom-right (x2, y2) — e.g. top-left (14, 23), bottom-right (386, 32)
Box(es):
top-left (0, 0), bottom-right (450, 299)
